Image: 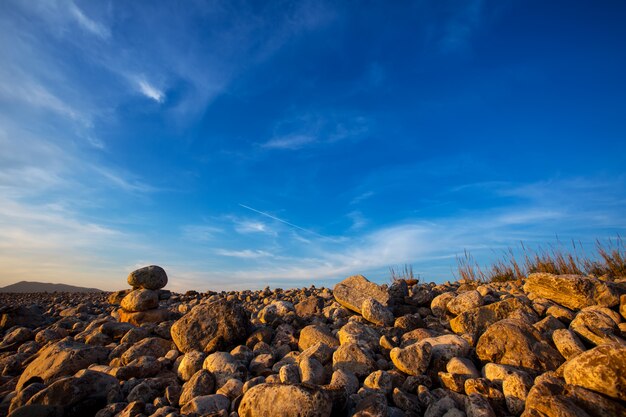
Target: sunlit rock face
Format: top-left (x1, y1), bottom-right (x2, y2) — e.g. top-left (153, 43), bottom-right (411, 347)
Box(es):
top-left (0, 269), bottom-right (625, 417)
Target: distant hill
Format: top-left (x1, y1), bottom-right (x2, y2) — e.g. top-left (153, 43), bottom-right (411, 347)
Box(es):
top-left (0, 281), bottom-right (103, 293)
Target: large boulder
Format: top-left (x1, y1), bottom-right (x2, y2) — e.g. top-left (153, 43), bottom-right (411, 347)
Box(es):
top-left (127, 265), bottom-right (168, 290)
top-left (120, 337), bottom-right (173, 364)
top-left (17, 339), bottom-right (109, 391)
top-left (450, 297), bottom-right (537, 341)
top-left (524, 273), bottom-right (620, 310)
top-left (25, 370), bottom-right (121, 416)
top-left (390, 342), bottom-right (432, 376)
top-left (238, 383), bottom-right (332, 417)
top-left (333, 275), bottom-right (390, 314)
top-left (562, 343), bottom-right (626, 401)
top-left (476, 319), bottom-right (564, 373)
top-left (0, 306), bottom-right (46, 331)
top-left (171, 299), bottom-right (250, 354)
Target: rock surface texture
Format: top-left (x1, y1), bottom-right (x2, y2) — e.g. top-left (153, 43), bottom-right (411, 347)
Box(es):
top-left (0, 268), bottom-right (624, 417)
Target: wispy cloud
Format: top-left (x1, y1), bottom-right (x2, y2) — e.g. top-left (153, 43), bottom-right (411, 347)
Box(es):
top-left (137, 79), bottom-right (165, 103)
top-left (234, 219), bottom-right (274, 235)
top-left (68, 1), bottom-right (111, 40)
top-left (262, 134), bottom-right (316, 150)
top-left (239, 204), bottom-right (329, 239)
top-left (215, 249), bottom-right (274, 259)
top-left (350, 191), bottom-right (375, 205)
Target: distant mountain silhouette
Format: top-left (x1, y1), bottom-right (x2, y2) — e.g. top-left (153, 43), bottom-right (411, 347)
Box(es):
top-left (0, 281), bottom-right (103, 293)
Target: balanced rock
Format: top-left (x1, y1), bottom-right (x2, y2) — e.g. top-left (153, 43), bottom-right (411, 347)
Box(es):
top-left (171, 298), bottom-right (250, 354)
top-left (117, 308), bottom-right (170, 326)
top-left (238, 383), bottom-right (332, 417)
top-left (127, 265), bottom-right (168, 290)
top-left (333, 275), bottom-right (390, 314)
top-left (524, 272), bottom-right (620, 310)
top-left (120, 289), bottom-right (159, 312)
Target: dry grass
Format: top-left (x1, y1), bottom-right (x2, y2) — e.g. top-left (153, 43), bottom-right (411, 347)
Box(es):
top-left (456, 237), bottom-right (625, 283)
top-left (389, 264), bottom-right (419, 284)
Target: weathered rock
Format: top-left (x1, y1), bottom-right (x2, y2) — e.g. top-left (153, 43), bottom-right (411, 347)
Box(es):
top-left (450, 298), bottom-right (537, 341)
top-left (117, 308), bottom-right (171, 326)
top-left (390, 342), bottom-right (432, 376)
top-left (25, 370), bottom-right (121, 414)
top-left (203, 351), bottom-right (245, 388)
top-left (180, 393), bottom-right (229, 415)
top-left (362, 298), bottom-right (394, 327)
top-left (569, 308), bottom-right (623, 346)
top-left (17, 339), bottom-right (109, 390)
top-left (364, 370), bottom-right (393, 394)
top-left (333, 275), bottom-right (390, 314)
top-left (333, 342), bottom-right (376, 377)
top-left (502, 372), bottom-right (533, 415)
top-left (127, 265), bottom-right (168, 290)
top-left (552, 329), bottom-right (586, 360)
top-left (238, 383), bottom-right (332, 417)
top-left (447, 290), bottom-right (483, 316)
top-left (476, 319), bottom-right (564, 373)
top-left (171, 299), bottom-right (250, 354)
top-left (179, 369), bottom-right (215, 407)
top-left (524, 273), bottom-right (620, 310)
top-left (337, 321), bottom-right (380, 351)
top-left (562, 343), bottom-right (626, 401)
top-left (0, 306), bottom-right (46, 331)
top-left (120, 289), bottom-right (159, 312)
top-left (120, 337), bottom-right (173, 365)
top-left (298, 325), bottom-right (339, 351)
top-left (177, 350), bottom-right (206, 381)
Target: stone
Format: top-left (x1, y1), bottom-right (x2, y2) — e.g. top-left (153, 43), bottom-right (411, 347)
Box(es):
top-left (502, 372), bottom-right (532, 415)
top-left (431, 292), bottom-right (456, 317)
top-left (25, 370), bottom-right (121, 414)
top-left (361, 298), bottom-right (394, 327)
top-left (364, 370), bottom-right (393, 394)
top-left (523, 273), bottom-right (620, 310)
top-left (337, 321), bottom-right (380, 351)
top-left (177, 350), bottom-right (206, 381)
top-left (446, 357), bottom-right (479, 378)
top-left (179, 369), bottom-right (215, 407)
top-left (279, 364), bottom-right (300, 383)
top-left (120, 337), bottom-right (173, 365)
top-left (298, 325), bottom-right (339, 351)
top-left (127, 265), bottom-right (168, 290)
top-left (333, 342), bottom-right (376, 377)
top-left (524, 373), bottom-right (591, 417)
top-left (117, 308), bottom-right (170, 326)
top-left (0, 306), bottom-right (46, 331)
top-left (238, 383), bottom-right (332, 417)
top-left (562, 343), bottom-right (626, 401)
top-left (171, 299), bottom-right (250, 354)
top-left (330, 368), bottom-right (360, 395)
top-left (447, 290), bottom-right (483, 316)
top-left (258, 301), bottom-right (295, 324)
top-left (569, 308), bottom-right (623, 346)
top-left (464, 393), bottom-right (496, 417)
top-left (120, 289), bottom-right (159, 312)
top-left (107, 290), bottom-right (129, 305)
top-left (299, 356), bottom-right (325, 385)
top-left (450, 298), bottom-right (538, 341)
top-left (16, 339), bottom-right (109, 391)
top-left (295, 296), bottom-right (325, 319)
top-left (552, 329), bottom-right (586, 360)
top-left (333, 275), bottom-right (390, 314)
top-left (419, 335), bottom-right (470, 364)
top-left (476, 319), bottom-right (564, 373)
top-left (203, 351), bottom-right (245, 388)
top-left (180, 394), bottom-right (229, 415)
top-left (216, 378), bottom-right (243, 399)
top-left (390, 342), bottom-right (432, 376)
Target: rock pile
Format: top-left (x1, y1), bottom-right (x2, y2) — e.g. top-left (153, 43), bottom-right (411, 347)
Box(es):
top-left (0, 267), bottom-right (625, 417)
top-left (112, 266), bottom-right (173, 326)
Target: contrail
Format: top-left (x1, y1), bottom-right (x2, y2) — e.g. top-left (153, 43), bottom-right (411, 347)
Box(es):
top-left (238, 203), bottom-right (329, 239)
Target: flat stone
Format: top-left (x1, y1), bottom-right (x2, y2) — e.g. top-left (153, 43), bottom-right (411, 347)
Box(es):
top-left (523, 273), bottom-right (619, 310)
top-left (238, 383), bottom-right (332, 417)
top-left (333, 275), bottom-right (390, 314)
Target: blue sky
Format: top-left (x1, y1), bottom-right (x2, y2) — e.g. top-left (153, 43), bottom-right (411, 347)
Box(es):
top-left (1, 0), bottom-right (625, 292)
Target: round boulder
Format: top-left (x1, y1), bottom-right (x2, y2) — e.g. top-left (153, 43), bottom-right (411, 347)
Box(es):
top-left (120, 289), bottom-right (159, 312)
top-left (238, 383), bottom-right (332, 417)
top-left (127, 265), bottom-right (168, 290)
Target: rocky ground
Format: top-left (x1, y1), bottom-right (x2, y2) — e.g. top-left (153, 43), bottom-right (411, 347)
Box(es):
top-left (0, 266), bottom-right (625, 417)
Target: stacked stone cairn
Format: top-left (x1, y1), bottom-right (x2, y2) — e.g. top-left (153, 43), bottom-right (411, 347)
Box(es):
top-left (111, 265), bottom-right (172, 326)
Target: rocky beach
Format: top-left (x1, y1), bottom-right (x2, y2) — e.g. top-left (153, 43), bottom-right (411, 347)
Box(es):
top-left (0, 266), bottom-right (625, 417)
